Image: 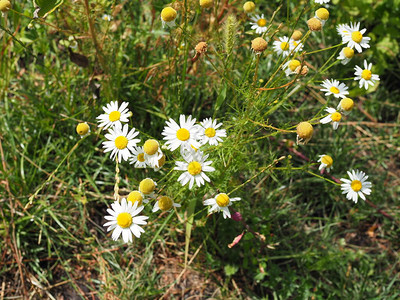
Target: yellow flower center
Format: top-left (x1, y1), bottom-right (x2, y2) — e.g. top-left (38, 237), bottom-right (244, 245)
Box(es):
top-left (361, 69), bottom-right (372, 80)
top-left (316, 8), bottom-right (329, 20)
top-left (205, 127), bottom-right (216, 138)
top-left (288, 60), bottom-right (301, 71)
top-left (351, 31), bottom-right (363, 43)
top-left (296, 122), bottom-right (313, 139)
top-left (137, 153), bottom-right (145, 162)
top-left (280, 42), bottom-right (289, 51)
top-left (321, 155), bottom-right (333, 168)
top-left (291, 30), bottom-right (302, 41)
top-left (330, 86), bottom-right (340, 94)
top-left (158, 196), bottom-right (173, 211)
top-left (117, 212), bottom-right (132, 228)
top-left (351, 180), bottom-right (362, 192)
top-left (176, 128), bottom-right (190, 141)
top-left (343, 47), bottom-right (354, 59)
top-left (331, 112), bottom-right (342, 122)
top-left (243, 1), bottom-right (256, 13)
top-left (115, 136), bottom-right (128, 149)
top-left (109, 111), bottom-right (121, 122)
top-left (139, 178), bottom-right (155, 194)
top-left (187, 161), bottom-right (202, 175)
top-left (143, 139), bottom-right (159, 155)
top-left (161, 7), bottom-right (177, 22)
top-left (216, 193), bottom-right (230, 207)
top-left (127, 191), bottom-right (143, 207)
top-left (257, 18), bottom-right (267, 27)
top-left (341, 98), bottom-right (354, 111)
top-left (76, 123), bottom-right (89, 136)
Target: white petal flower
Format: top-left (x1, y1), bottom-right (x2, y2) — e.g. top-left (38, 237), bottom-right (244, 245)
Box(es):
top-left (162, 115), bottom-right (200, 151)
top-left (341, 22), bottom-right (371, 53)
top-left (273, 36), bottom-right (293, 57)
top-left (197, 118), bottom-right (227, 146)
top-left (204, 193), bottom-right (241, 219)
top-left (336, 24), bottom-right (350, 38)
top-left (250, 14), bottom-right (268, 34)
top-left (320, 107), bottom-right (342, 130)
top-left (129, 146), bottom-right (148, 168)
top-left (174, 150), bottom-right (215, 189)
top-left (320, 79), bottom-right (349, 99)
top-left (337, 47), bottom-right (355, 65)
top-left (96, 101), bottom-right (130, 130)
top-left (282, 59), bottom-right (301, 76)
top-left (152, 196), bottom-right (181, 213)
top-left (354, 60), bottom-right (380, 90)
top-left (102, 124), bottom-right (140, 163)
top-left (317, 154), bottom-right (333, 172)
top-left (103, 198), bottom-right (149, 243)
top-left (340, 170), bottom-right (372, 203)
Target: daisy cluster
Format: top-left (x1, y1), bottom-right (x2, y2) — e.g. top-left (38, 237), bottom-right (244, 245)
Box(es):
top-left (92, 100), bottom-right (241, 243)
top-left (241, 2), bottom-right (375, 204)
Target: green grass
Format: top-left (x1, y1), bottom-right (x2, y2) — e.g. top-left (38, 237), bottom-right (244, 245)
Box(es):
top-left (1, 0), bottom-right (400, 299)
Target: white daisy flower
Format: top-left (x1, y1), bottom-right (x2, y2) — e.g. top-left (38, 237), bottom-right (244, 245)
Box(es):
top-left (197, 118), bottom-right (227, 146)
top-left (290, 40), bottom-right (304, 53)
top-left (337, 98), bottom-right (355, 115)
top-left (250, 14), bottom-right (268, 34)
top-left (282, 59), bottom-right (301, 76)
top-left (204, 193), bottom-right (241, 219)
top-left (129, 146), bottom-right (148, 168)
top-left (103, 198), bottom-right (149, 243)
top-left (337, 47), bottom-right (355, 65)
top-left (336, 23), bottom-right (350, 38)
top-left (320, 107), bottom-right (342, 130)
top-left (142, 139), bottom-right (163, 168)
top-left (102, 14), bottom-right (112, 21)
top-left (320, 79), bottom-right (349, 99)
top-left (340, 170), bottom-right (372, 203)
top-left (161, 7), bottom-right (177, 28)
top-left (315, 8), bottom-right (329, 27)
top-left (127, 190), bottom-right (148, 207)
top-left (341, 22), bottom-right (371, 53)
top-left (174, 150), bottom-right (215, 189)
top-left (354, 60), bottom-right (380, 90)
top-left (139, 178), bottom-right (157, 199)
top-left (152, 196), bottom-right (181, 213)
top-left (102, 124), bottom-right (140, 163)
top-left (317, 154), bottom-right (333, 172)
top-left (314, 0), bottom-right (330, 4)
top-left (96, 101), bottom-right (130, 130)
top-left (162, 115), bottom-right (200, 151)
top-left (273, 36), bottom-right (292, 57)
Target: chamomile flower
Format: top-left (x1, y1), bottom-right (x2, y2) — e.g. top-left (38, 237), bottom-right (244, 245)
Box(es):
top-left (197, 118), bottom-right (226, 146)
top-left (103, 198), bottom-right (149, 243)
top-left (102, 124), bottom-right (140, 162)
top-left (282, 59), bottom-right (301, 76)
top-left (336, 23), bottom-right (350, 38)
top-left (204, 193), bottom-right (241, 219)
top-left (314, 0), bottom-right (330, 4)
top-left (296, 122), bottom-right (314, 145)
top-left (174, 150), bottom-right (215, 189)
top-left (152, 196), bottom-right (181, 213)
top-left (162, 115), bottom-right (200, 151)
top-left (76, 122), bottom-right (90, 138)
top-left (127, 190), bottom-right (147, 207)
top-left (250, 14), bottom-right (268, 34)
top-left (320, 107), bottom-right (342, 130)
top-left (337, 98), bottom-right (355, 115)
top-left (161, 7), bottom-right (177, 28)
top-left (290, 39), bottom-right (304, 53)
top-left (273, 36), bottom-right (292, 57)
top-left (129, 146), bottom-right (148, 168)
top-left (0, 0), bottom-right (11, 13)
top-left (251, 37), bottom-right (268, 54)
top-left (143, 139), bottom-right (163, 168)
top-left (243, 1), bottom-right (256, 14)
top-left (315, 8), bottom-right (329, 26)
top-left (354, 60), bottom-right (380, 90)
top-left (337, 47), bottom-right (355, 65)
top-left (340, 170), bottom-right (372, 203)
top-left (341, 22), bottom-right (371, 53)
top-left (102, 14), bottom-right (112, 21)
top-left (320, 79), bottom-right (349, 99)
top-left (97, 101), bottom-right (130, 130)
top-left (139, 178), bottom-right (157, 199)
top-left (317, 154), bottom-right (333, 172)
